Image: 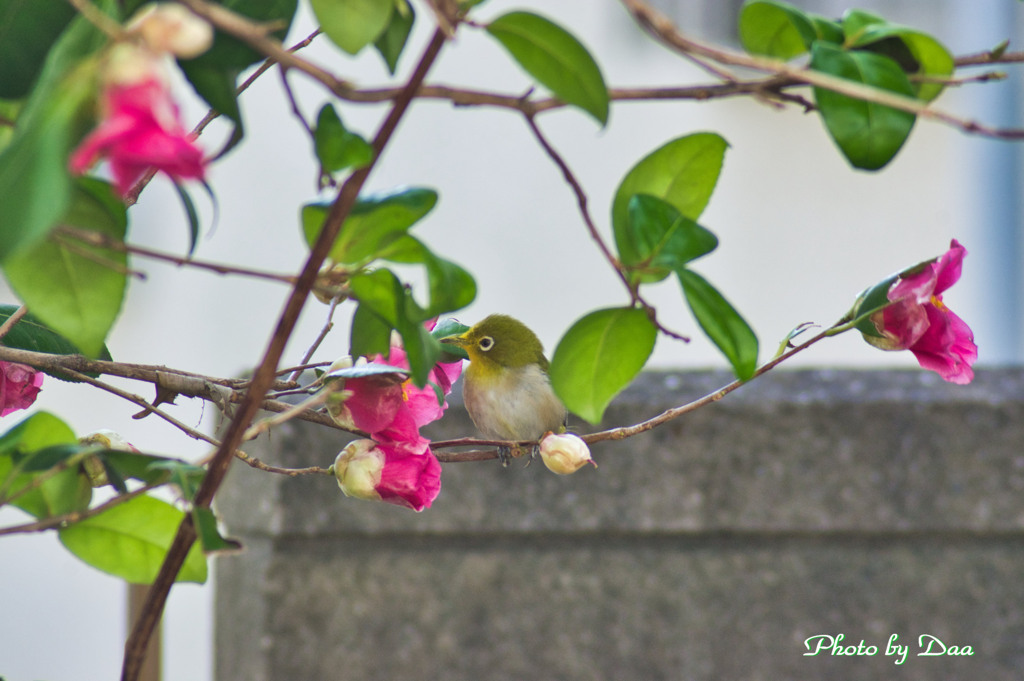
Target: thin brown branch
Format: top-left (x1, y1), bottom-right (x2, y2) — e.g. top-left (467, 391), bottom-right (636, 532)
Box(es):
top-left (232, 449), bottom-right (332, 476)
top-left (120, 13), bottom-right (454, 681)
top-left (522, 113), bottom-right (690, 342)
top-left (432, 323), bottom-right (839, 462)
top-left (56, 225), bottom-right (299, 286)
top-left (620, 0), bottom-right (1024, 141)
top-left (0, 305), bottom-right (28, 341)
top-left (0, 482), bottom-right (161, 537)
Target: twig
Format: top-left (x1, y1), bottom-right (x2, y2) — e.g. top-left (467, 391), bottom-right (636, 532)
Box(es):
top-left (622, 0), bottom-right (1024, 141)
top-left (56, 226), bottom-right (299, 286)
top-left (120, 14), bottom-right (455, 681)
top-left (522, 113), bottom-right (690, 342)
top-left (289, 295), bottom-right (340, 383)
top-left (66, 0), bottom-right (125, 40)
top-left (0, 482), bottom-right (161, 537)
top-left (232, 449), bottom-right (332, 476)
top-left (0, 305), bottom-right (28, 341)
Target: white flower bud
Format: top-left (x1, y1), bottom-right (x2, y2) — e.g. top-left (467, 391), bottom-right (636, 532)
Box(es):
top-left (128, 3), bottom-right (214, 59)
top-left (333, 440), bottom-right (384, 501)
top-left (538, 432), bottom-right (594, 475)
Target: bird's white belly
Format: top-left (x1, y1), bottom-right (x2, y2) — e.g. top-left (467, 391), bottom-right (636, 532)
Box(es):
top-left (464, 364), bottom-right (565, 441)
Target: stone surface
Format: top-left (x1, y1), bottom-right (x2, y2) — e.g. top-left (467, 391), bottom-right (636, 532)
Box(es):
top-left (215, 369), bottom-right (1024, 681)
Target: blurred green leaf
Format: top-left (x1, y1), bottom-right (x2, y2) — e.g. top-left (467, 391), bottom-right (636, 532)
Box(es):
top-left (348, 269), bottom-right (439, 385)
top-left (738, 0), bottom-right (816, 59)
top-left (811, 42), bottom-right (916, 170)
top-left (58, 494), bottom-right (208, 584)
top-left (846, 21), bottom-right (954, 101)
top-left (374, 0), bottom-right (415, 74)
top-left (0, 0), bottom-right (77, 98)
top-left (314, 104), bottom-right (374, 173)
top-left (0, 412), bottom-right (90, 519)
top-left (0, 305), bottom-right (113, 381)
top-left (486, 11), bottom-right (609, 125)
top-left (0, 12), bottom-right (107, 263)
top-left (192, 506), bottom-right (242, 554)
top-left (350, 302), bottom-right (393, 359)
top-left (677, 269), bottom-right (758, 380)
top-left (624, 194), bottom-right (718, 278)
top-left (550, 307), bottom-right (656, 424)
top-left (4, 178), bottom-right (128, 358)
top-left (612, 133), bottom-right (727, 277)
top-left (312, 0), bottom-right (393, 55)
top-left (431, 318), bottom-right (470, 362)
top-left (302, 187), bottom-right (438, 265)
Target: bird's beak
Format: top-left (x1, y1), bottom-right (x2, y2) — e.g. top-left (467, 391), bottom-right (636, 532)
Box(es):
top-left (439, 333), bottom-right (468, 348)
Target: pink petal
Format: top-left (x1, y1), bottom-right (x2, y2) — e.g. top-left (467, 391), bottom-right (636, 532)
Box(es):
top-left (931, 239), bottom-right (966, 296)
top-left (908, 303), bottom-right (977, 384)
top-left (374, 445), bottom-right (442, 511)
top-left (0, 362), bottom-right (43, 417)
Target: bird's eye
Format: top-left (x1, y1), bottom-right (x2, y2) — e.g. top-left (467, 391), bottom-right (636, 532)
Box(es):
top-left (478, 336), bottom-right (494, 352)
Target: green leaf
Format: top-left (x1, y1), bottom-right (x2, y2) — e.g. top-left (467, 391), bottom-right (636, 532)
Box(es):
top-left (171, 180), bottom-right (202, 256)
top-left (312, 0), bottom-right (393, 55)
top-left (350, 302), bottom-right (393, 359)
top-left (431, 318), bottom-right (470, 362)
top-left (192, 506), bottom-right (242, 554)
top-left (0, 412), bottom-right (89, 519)
top-left (486, 11), bottom-right (609, 125)
top-left (623, 194), bottom-right (718, 278)
top-left (302, 187), bottom-right (438, 265)
top-left (0, 13), bottom-right (106, 263)
top-left (324, 361), bottom-right (409, 382)
top-left (376, 235), bottom-right (476, 317)
top-left (810, 42), bottom-right (917, 170)
top-left (0, 0), bottom-right (77, 98)
top-left (177, 60), bottom-right (244, 148)
top-left (348, 269), bottom-right (439, 386)
top-left (738, 0), bottom-right (816, 59)
top-left (846, 23), bottom-right (954, 101)
top-left (314, 104), bottom-right (374, 173)
top-left (374, 0), bottom-right (415, 74)
top-left (549, 307), bottom-right (657, 424)
top-left (4, 178), bottom-right (128, 357)
top-left (0, 305), bottom-right (112, 381)
top-left (58, 494), bottom-right (208, 584)
top-left (612, 132), bottom-right (727, 274)
top-left (677, 269), bottom-right (758, 380)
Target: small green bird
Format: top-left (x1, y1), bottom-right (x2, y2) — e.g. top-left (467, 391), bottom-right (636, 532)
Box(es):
top-left (441, 314), bottom-right (567, 443)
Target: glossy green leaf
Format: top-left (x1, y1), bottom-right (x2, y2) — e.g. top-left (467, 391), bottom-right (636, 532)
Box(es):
top-left (177, 60), bottom-right (244, 146)
top-left (678, 269), bottom-right (758, 380)
top-left (0, 412), bottom-right (90, 519)
top-left (302, 187), bottom-right (438, 265)
top-left (623, 194), bottom-right (718, 278)
top-left (0, 305), bottom-right (112, 381)
top-left (847, 23), bottom-right (954, 101)
top-left (348, 269), bottom-right (439, 385)
top-left (4, 178), bottom-right (128, 358)
top-left (549, 307), bottom-right (657, 424)
top-left (811, 42), bottom-right (916, 170)
top-left (374, 0), bottom-right (415, 74)
top-left (350, 302), bottom-right (393, 359)
top-left (312, 0), bottom-right (393, 55)
top-left (0, 13), bottom-right (107, 263)
top-left (432, 318), bottom-right (470, 362)
top-left (738, 0), bottom-right (816, 59)
top-left (324, 361), bottom-right (409, 382)
top-left (314, 104), bottom-right (374, 173)
top-left (58, 494), bottom-right (208, 584)
top-left (376, 234), bottom-right (476, 316)
top-left (0, 0), bottom-right (77, 98)
top-left (612, 133), bottom-right (727, 273)
top-left (486, 11), bottom-right (609, 125)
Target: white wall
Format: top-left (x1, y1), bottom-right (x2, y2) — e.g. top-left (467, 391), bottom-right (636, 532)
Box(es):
top-left (2, 1), bottom-right (1020, 679)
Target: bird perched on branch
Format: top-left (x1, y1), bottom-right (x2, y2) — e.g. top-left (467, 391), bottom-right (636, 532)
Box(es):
top-left (441, 314), bottom-right (567, 451)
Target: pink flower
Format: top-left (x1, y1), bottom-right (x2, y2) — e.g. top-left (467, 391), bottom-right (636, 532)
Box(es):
top-left (334, 439), bottom-right (442, 512)
top-left (863, 240), bottom-right (977, 384)
top-left (0, 362), bottom-right (43, 417)
top-left (69, 75), bottom-right (205, 196)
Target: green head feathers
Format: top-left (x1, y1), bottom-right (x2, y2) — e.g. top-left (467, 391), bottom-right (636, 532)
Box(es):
top-left (443, 314), bottom-right (549, 370)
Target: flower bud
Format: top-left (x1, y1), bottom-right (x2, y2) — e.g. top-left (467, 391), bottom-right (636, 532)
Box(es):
top-left (333, 439), bottom-right (384, 502)
top-left (79, 429), bottom-right (141, 487)
top-left (128, 3), bottom-right (214, 58)
top-left (538, 432), bottom-right (594, 475)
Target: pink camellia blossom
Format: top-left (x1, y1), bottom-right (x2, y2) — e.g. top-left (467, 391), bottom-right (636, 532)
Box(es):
top-left (861, 239), bottom-right (977, 384)
top-left (69, 57), bottom-right (205, 196)
top-left (0, 362), bottom-right (44, 417)
top-left (334, 439), bottom-right (443, 512)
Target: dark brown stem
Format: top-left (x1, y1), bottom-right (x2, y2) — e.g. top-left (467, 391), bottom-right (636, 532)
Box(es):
top-left (119, 22), bottom-right (452, 681)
